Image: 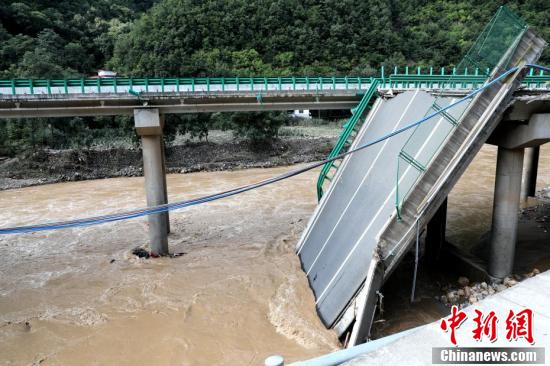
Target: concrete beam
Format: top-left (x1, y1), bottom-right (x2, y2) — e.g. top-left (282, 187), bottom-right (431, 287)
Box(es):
top-left (0, 101), bottom-right (359, 118)
top-left (135, 108), bottom-right (164, 135)
top-left (134, 108), bottom-right (169, 255)
top-left (0, 90), bottom-right (547, 119)
top-left (0, 92), bottom-right (364, 118)
top-left (521, 146), bottom-right (539, 200)
top-left (504, 94), bottom-right (550, 122)
top-left (487, 113), bottom-right (550, 149)
top-left (489, 147), bottom-right (524, 280)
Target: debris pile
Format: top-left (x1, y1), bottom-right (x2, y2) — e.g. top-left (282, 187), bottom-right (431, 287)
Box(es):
top-left (440, 269), bottom-right (540, 308)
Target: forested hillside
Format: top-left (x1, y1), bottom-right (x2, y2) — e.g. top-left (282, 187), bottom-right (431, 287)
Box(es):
top-left (109, 0), bottom-right (549, 76)
top-left (0, 1), bottom-right (157, 78)
top-left (0, 0), bottom-right (548, 154)
top-left (1, 0), bottom-right (548, 78)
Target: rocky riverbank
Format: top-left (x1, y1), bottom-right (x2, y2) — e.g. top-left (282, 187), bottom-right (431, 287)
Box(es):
top-left (440, 197), bottom-right (550, 308)
top-left (0, 137), bottom-right (335, 190)
top-left (440, 270), bottom-right (541, 308)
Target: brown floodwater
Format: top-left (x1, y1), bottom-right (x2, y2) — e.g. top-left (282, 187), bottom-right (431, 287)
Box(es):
top-left (1, 144), bottom-right (549, 365)
top-left (0, 167), bottom-right (340, 365)
top-left (447, 144), bottom-right (550, 249)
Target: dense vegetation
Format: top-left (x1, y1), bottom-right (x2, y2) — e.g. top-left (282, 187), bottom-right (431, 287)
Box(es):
top-left (108, 0), bottom-right (549, 77)
top-left (0, 0), bottom-right (548, 154)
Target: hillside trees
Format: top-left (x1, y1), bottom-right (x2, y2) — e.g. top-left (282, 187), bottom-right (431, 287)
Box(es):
top-left (0, 0), bottom-right (548, 154)
top-left (0, 0), bottom-right (155, 78)
top-left (110, 0), bottom-right (549, 77)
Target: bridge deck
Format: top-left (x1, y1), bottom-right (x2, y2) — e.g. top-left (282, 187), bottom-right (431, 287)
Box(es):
top-left (0, 90), bottom-right (364, 118)
top-left (0, 69), bottom-right (546, 118)
top-left (296, 23), bottom-right (545, 345)
top-left (0, 88), bottom-right (547, 119)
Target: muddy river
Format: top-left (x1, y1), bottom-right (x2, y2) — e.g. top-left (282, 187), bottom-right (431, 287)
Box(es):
top-left (1, 144), bottom-right (549, 365)
top-left (448, 144), bottom-right (550, 247)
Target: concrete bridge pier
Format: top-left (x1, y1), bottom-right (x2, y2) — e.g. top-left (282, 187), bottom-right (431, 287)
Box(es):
top-left (485, 114), bottom-right (550, 280)
top-left (134, 108), bottom-right (169, 255)
top-left (521, 146), bottom-right (539, 200)
top-left (161, 138), bottom-right (170, 234)
top-left (489, 147), bottom-right (524, 280)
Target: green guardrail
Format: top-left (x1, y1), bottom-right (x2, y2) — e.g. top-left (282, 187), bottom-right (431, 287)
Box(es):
top-left (0, 66), bottom-right (547, 95)
top-left (316, 79), bottom-right (380, 201)
top-left (0, 76), bottom-right (374, 95)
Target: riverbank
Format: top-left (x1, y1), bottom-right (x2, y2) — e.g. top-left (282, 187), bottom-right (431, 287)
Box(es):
top-left (0, 129), bottom-right (338, 190)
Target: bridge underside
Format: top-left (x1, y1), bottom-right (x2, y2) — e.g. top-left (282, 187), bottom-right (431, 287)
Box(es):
top-left (0, 91), bottom-right (362, 118)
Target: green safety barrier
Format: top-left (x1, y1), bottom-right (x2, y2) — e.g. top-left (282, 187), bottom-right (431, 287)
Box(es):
top-left (0, 67), bottom-right (547, 96)
top-left (0, 77), bottom-right (372, 94)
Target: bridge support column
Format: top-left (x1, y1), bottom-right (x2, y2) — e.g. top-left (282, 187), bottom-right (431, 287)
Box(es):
top-left (521, 146), bottom-right (539, 201)
top-left (161, 138), bottom-right (170, 234)
top-left (134, 108), bottom-right (169, 256)
top-left (489, 147), bottom-right (524, 280)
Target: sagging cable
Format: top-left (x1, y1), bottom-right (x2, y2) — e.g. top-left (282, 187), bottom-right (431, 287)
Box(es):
top-left (2, 65), bottom-right (548, 235)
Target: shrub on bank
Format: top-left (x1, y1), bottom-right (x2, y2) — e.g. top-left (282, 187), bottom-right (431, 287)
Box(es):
top-left (0, 112), bottom-right (298, 156)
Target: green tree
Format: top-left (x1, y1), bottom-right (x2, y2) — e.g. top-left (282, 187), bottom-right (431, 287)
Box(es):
top-left (229, 112), bottom-right (289, 142)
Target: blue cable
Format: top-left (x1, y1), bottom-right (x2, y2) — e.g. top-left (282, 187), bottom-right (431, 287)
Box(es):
top-left (526, 64), bottom-right (550, 73)
top-left (0, 64), bottom-right (547, 235)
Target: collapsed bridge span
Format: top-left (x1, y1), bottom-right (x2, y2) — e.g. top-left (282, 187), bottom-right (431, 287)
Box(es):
top-left (297, 7), bottom-right (546, 346)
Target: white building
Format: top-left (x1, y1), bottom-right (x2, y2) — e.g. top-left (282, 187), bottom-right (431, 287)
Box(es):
top-left (291, 109), bottom-right (311, 119)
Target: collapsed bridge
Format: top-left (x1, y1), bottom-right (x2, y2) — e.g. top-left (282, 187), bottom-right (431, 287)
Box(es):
top-left (0, 5), bottom-right (549, 353)
top-left (297, 6), bottom-right (547, 346)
